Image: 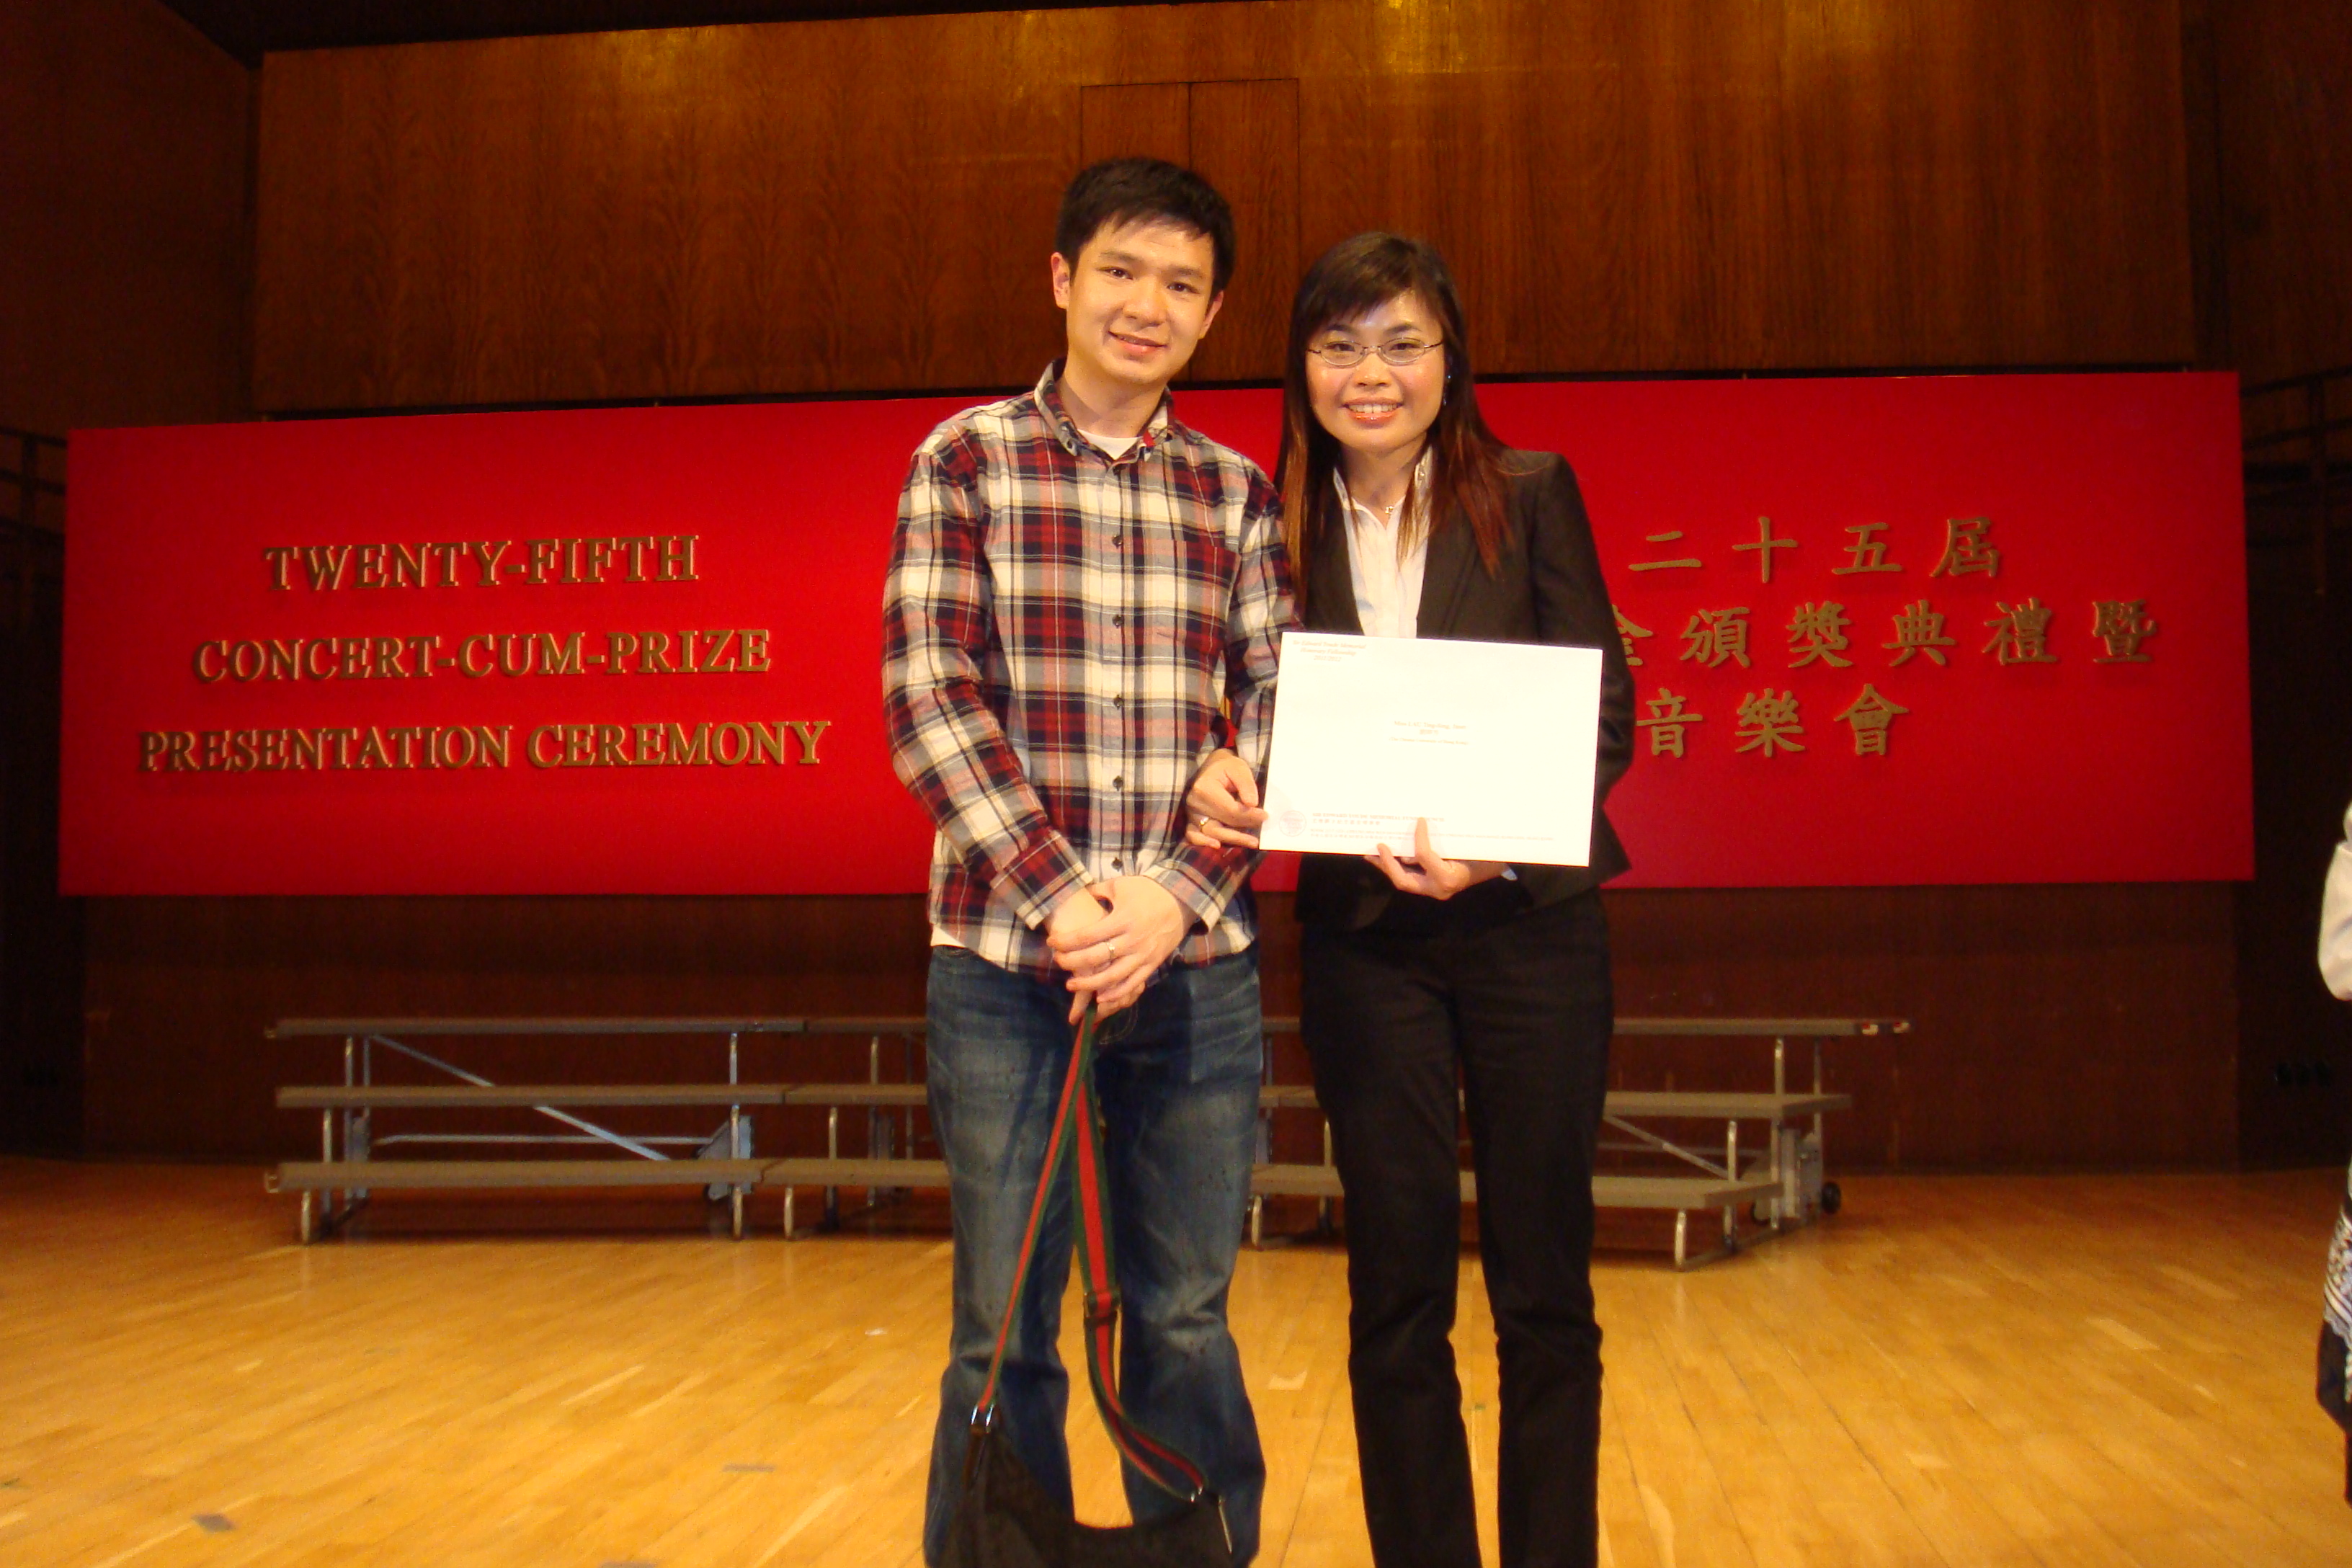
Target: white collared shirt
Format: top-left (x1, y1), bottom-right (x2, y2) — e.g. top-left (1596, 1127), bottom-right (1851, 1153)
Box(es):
top-left (1335, 449), bottom-right (1433, 640)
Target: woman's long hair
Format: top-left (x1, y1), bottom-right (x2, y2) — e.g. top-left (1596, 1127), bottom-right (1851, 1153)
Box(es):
top-left (1278, 233), bottom-right (1515, 617)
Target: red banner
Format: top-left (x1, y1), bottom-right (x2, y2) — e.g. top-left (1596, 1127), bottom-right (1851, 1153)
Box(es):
top-left (62, 372), bottom-right (2248, 894)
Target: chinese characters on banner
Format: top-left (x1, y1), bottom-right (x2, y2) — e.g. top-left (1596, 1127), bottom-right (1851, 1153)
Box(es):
top-left (61, 373), bottom-right (2247, 894)
top-left (1436, 374), bottom-right (2248, 888)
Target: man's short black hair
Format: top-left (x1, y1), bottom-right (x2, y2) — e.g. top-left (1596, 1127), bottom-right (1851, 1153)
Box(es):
top-left (1054, 158), bottom-right (1237, 298)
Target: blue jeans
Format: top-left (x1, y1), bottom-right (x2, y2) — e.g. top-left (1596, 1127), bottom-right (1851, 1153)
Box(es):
top-left (922, 946), bottom-right (1267, 1565)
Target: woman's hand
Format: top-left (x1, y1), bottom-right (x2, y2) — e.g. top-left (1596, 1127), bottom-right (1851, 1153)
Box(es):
top-left (1183, 748), bottom-right (1267, 850)
top-left (1367, 817), bottom-right (1507, 901)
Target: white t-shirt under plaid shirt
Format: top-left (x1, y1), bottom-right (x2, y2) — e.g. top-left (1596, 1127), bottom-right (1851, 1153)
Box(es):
top-left (882, 362), bottom-right (1296, 981)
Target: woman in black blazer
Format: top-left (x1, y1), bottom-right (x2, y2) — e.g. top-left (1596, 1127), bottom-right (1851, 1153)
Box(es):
top-left (1188, 233), bottom-right (1634, 1568)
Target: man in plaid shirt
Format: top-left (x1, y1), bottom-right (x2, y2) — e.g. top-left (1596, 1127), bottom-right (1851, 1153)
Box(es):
top-left (883, 159), bottom-right (1291, 1564)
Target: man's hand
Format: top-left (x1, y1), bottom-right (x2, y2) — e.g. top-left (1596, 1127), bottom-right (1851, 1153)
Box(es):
top-left (1182, 749), bottom-right (1267, 850)
top-left (1048, 876), bottom-right (1191, 1018)
top-left (1043, 889), bottom-right (1115, 1023)
top-left (1366, 818), bottom-right (1507, 902)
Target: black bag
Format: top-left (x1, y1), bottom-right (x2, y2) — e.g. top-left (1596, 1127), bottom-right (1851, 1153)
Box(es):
top-left (941, 1004), bottom-right (1233, 1567)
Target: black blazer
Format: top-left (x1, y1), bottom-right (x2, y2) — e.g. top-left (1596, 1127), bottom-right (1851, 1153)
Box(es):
top-left (1291, 450), bottom-right (1635, 932)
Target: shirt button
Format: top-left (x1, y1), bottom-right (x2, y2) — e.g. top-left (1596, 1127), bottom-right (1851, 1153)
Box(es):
top-left (1111, 534), bottom-right (1123, 547)
top-left (1112, 615), bottom-right (1123, 628)
top-left (1111, 775), bottom-right (1124, 789)
top-left (1112, 694), bottom-right (1124, 708)
top-left (1111, 858), bottom-right (1123, 872)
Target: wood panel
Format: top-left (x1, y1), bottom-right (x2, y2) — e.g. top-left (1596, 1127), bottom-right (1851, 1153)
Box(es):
top-left (1077, 81), bottom-right (1189, 166)
top-left (2207, 0), bottom-right (2352, 388)
top-left (255, 19), bottom-right (1075, 407)
top-left (0, 0), bottom-right (251, 437)
top-left (83, 883), bottom-right (2239, 1171)
top-left (1186, 79), bottom-right (1299, 383)
top-left (252, 0), bottom-right (2197, 410)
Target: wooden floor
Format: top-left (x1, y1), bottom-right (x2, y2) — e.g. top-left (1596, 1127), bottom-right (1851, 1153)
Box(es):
top-left (5, 1159), bottom-right (2351, 1567)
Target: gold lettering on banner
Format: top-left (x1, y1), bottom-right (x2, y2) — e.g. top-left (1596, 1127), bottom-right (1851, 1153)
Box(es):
top-left (594, 725), bottom-right (626, 767)
top-left (621, 537), bottom-right (658, 582)
top-left (749, 723), bottom-right (790, 765)
top-left (373, 635), bottom-right (404, 677)
top-left (262, 547), bottom-right (296, 590)
top-left (1930, 517), bottom-right (2000, 578)
top-left (1613, 608), bottom-right (1652, 667)
top-left (1834, 685), bottom-right (1910, 755)
top-left (1734, 690), bottom-right (1805, 756)
top-left (193, 641), bottom-right (228, 682)
top-left (406, 634), bottom-right (438, 675)
top-left (459, 634), bottom-right (494, 677)
top-left (524, 538), bottom-right (562, 584)
top-left (739, 629), bottom-right (772, 673)
top-left (535, 631), bottom-right (586, 675)
top-left (267, 641), bottom-right (300, 680)
top-left (352, 543), bottom-right (388, 589)
top-left (1732, 517), bottom-right (1796, 584)
top-left (1884, 600), bottom-right (1956, 667)
top-left (470, 540), bottom-right (510, 585)
top-left (1984, 599), bottom-right (2059, 664)
top-left (388, 542), bottom-right (429, 589)
top-left (657, 535), bottom-right (699, 582)
top-left (1635, 691), bottom-right (1703, 758)
top-left (1831, 522), bottom-right (1902, 575)
top-left (564, 725), bottom-right (594, 766)
top-left (712, 723), bottom-right (750, 766)
top-left (1786, 602), bottom-right (1853, 669)
top-left (1629, 531), bottom-right (1701, 573)
top-left (703, 629), bottom-right (740, 673)
top-left (641, 632), bottom-right (678, 674)
top-left (788, 720), bottom-right (829, 765)
top-left (2091, 600), bottom-right (2157, 662)
top-left (582, 538), bottom-right (620, 584)
top-left (635, 723), bottom-right (668, 765)
top-left (606, 631), bottom-right (640, 672)
top-left (228, 641), bottom-right (266, 682)
top-left (665, 723), bottom-right (712, 765)
top-left (428, 542), bottom-right (465, 584)
top-left (306, 641), bottom-right (339, 680)
top-left (138, 723), bottom-right (521, 772)
top-left (1680, 607), bottom-right (1752, 669)
top-left (301, 545), bottom-right (352, 590)
top-left (528, 726), bottom-right (563, 769)
top-left (497, 634), bottom-right (536, 677)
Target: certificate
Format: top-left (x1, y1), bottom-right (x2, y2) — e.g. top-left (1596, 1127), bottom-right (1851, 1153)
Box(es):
top-left (1258, 632), bottom-right (1602, 865)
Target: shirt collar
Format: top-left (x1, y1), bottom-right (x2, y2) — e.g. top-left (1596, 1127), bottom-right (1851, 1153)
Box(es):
top-left (1030, 360), bottom-right (1177, 460)
top-left (1334, 445), bottom-right (1435, 527)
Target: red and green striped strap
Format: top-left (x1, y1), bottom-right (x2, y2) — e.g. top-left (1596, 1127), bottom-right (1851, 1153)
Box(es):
top-left (971, 1002), bottom-right (1211, 1504)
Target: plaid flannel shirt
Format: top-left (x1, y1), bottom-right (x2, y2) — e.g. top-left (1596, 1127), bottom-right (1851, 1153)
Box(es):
top-left (883, 364), bottom-right (1294, 981)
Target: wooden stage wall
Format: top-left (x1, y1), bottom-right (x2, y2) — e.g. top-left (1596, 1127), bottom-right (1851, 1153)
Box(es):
top-left (62, 0), bottom-right (2299, 1167)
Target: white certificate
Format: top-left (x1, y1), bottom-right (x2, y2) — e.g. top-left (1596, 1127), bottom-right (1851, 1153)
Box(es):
top-left (1258, 632), bottom-right (1602, 865)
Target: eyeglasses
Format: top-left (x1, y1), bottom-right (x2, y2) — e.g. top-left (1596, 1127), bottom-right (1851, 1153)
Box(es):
top-left (1308, 338), bottom-right (1444, 368)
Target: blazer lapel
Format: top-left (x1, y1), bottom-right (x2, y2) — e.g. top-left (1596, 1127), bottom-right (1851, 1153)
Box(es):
top-left (1415, 511), bottom-right (1479, 637)
top-left (1309, 515), bottom-right (1365, 635)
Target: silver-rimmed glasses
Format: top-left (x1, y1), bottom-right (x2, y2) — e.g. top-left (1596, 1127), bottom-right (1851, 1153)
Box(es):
top-left (1308, 338), bottom-right (1445, 368)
